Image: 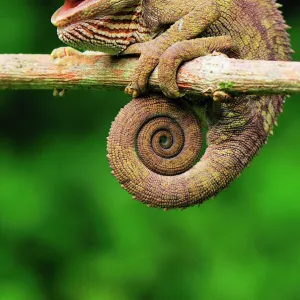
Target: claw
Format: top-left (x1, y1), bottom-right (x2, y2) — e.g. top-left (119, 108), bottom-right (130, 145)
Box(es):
top-left (132, 90), bottom-right (139, 98)
top-left (125, 84), bottom-right (142, 98)
top-left (162, 86), bottom-right (185, 99)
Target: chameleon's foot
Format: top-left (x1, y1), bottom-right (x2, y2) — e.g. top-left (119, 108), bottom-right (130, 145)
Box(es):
top-left (124, 41), bottom-right (184, 98)
top-left (124, 54), bottom-right (159, 97)
top-left (51, 47), bottom-right (82, 97)
top-left (123, 42), bottom-right (162, 98)
top-left (158, 43), bottom-right (187, 98)
top-left (158, 38), bottom-right (232, 98)
top-left (51, 46), bottom-right (82, 59)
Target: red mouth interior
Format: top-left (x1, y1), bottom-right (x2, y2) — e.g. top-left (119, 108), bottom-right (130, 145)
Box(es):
top-left (63, 0), bottom-right (85, 10)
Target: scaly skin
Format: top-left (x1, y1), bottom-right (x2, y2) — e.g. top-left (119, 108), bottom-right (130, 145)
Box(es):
top-left (52, 0), bottom-right (292, 209)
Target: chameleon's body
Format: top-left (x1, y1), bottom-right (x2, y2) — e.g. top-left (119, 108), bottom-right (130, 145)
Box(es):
top-left (52, 0), bottom-right (292, 209)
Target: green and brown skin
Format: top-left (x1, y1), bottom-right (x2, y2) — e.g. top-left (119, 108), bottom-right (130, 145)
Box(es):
top-left (52, 0), bottom-right (292, 209)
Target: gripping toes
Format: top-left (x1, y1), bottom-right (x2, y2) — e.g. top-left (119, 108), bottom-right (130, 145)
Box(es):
top-left (125, 54), bottom-right (159, 98)
top-left (124, 40), bottom-right (183, 98)
top-left (51, 47), bottom-right (82, 97)
top-left (158, 44), bottom-right (185, 98)
top-left (51, 46), bottom-right (81, 60)
top-left (123, 42), bottom-right (161, 98)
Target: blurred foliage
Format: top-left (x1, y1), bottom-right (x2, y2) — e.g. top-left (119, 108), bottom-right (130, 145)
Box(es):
top-left (0, 1), bottom-right (300, 300)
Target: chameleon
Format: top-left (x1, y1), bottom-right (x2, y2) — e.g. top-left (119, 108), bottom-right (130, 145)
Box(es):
top-left (51, 0), bottom-right (292, 209)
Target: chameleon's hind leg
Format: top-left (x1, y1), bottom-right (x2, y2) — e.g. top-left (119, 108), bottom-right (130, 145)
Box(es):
top-left (157, 36), bottom-right (233, 98)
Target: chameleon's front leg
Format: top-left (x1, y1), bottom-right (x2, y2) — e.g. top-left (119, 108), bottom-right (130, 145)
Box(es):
top-left (51, 46), bottom-right (82, 96)
top-left (124, 0), bottom-right (222, 97)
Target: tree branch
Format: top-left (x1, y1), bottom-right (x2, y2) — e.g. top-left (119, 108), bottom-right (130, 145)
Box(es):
top-left (0, 53), bottom-right (300, 96)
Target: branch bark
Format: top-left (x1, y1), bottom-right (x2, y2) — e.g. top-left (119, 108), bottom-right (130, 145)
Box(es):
top-left (0, 53), bottom-right (300, 96)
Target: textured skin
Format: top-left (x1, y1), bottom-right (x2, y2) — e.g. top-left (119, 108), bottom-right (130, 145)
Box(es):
top-left (52, 0), bottom-right (292, 209)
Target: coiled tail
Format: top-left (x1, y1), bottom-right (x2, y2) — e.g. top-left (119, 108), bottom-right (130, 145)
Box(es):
top-left (107, 94), bottom-right (279, 209)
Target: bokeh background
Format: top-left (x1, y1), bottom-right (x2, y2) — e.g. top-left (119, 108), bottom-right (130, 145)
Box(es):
top-left (1, 1), bottom-right (300, 299)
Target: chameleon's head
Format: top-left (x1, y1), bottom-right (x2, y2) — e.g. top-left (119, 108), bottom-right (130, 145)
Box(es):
top-left (51, 0), bottom-right (151, 55)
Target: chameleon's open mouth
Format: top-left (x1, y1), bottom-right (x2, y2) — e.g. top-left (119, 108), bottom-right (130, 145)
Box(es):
top-left (64, 0), bottom-right (86, 9)
top-left (51, 0), bottom-right (100, 27)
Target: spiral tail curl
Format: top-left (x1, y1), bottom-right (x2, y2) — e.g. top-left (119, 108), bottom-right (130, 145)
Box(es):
top-left (107, 94), bottom-right (270, 209)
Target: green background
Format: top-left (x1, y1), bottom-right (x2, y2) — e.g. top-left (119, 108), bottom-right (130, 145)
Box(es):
top-left (1, 1), bottom-right (300, 299)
